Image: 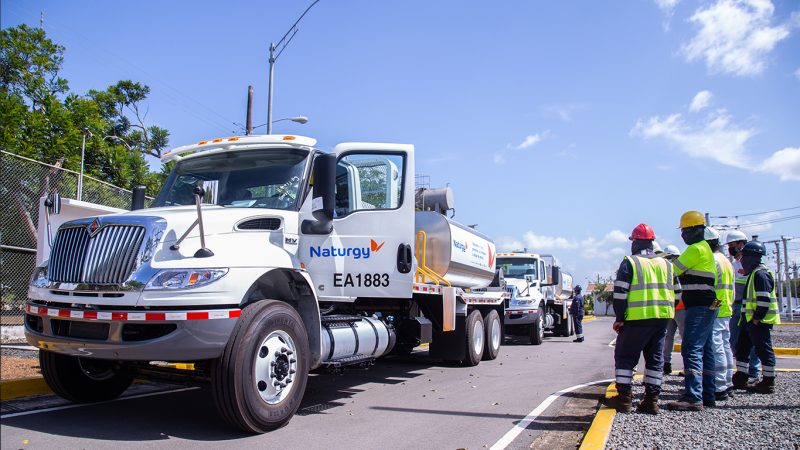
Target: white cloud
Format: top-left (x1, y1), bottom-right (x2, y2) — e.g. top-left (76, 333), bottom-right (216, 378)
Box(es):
top-left (758, 147), bottom-right (800, 181)
top-left (522, 231), bottom-right (578, 250)
top-left (493, 152), bottom-right (506, 165)
top-left (542, 104), bottom-right (586, 122)
top-left (795, 67), bottom-right (800, 80)
top-left (499, 229), bottom-right (629, 261)
top-left (515, 134), bottom-right (543, 150)
top-left (689, 90), bottom-right (713, 112)
top-left (631, 110), bottom-right (755, 168)
top-left (715, 212), bottom-right (781, 233)
top-left (683, 0), bottom-right (793, 76)
top-left (655, 0), bottom-right (681, 29)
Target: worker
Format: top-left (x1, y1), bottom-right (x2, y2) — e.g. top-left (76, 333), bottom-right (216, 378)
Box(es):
top-left (726, 230), bottom-right (761, 380)
top-left (667, 211), bottom-right (719, 411)
top-left (706, 227), bottom-right (735, 401)
top-left (600, 223), bottom-right (676, 415)
top-left (661, 244), bottom-right (683, 375)
top-left (732, 241), bottom-right (780, 394)
top-left (571, 285), bottom-right (585, 342)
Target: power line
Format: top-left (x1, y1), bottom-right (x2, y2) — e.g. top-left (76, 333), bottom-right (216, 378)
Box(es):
top-left (713, 215), bottom-right (800, 230)
top-left (710, 205), bottom-right (800, 219)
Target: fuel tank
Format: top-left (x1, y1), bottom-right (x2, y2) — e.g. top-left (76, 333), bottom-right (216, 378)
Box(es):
top-left (414, 211), bottom-right (496, 288)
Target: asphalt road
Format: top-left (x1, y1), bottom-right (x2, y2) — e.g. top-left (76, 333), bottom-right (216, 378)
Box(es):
top-left (0, 318), bottom-right (623, 449)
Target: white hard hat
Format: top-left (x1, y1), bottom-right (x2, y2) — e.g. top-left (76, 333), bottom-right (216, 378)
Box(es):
top-left (652, 241), bottom-right (663, 253)
top-left (704, 227), bottom-right (720, 241)
top-left (725, 229), bottom-right (748, 244)
top-left (664, 245), bottom-right (681, 257)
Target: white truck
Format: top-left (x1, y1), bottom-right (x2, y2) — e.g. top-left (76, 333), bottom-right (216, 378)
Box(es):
top-left (25, 135), bottom-right (507, 433)
top-left (496, 251), bottom-right (573, 344)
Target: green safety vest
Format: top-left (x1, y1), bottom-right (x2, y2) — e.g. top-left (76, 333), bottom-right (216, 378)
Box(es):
top-left (624, 255), bottom-right (676, 321)
top-left (713, 252), bottom-right (734, 318)
top-left (673, 240), bottom-right (717, 302)
top-left (744, 266), bottom-right (781, 325)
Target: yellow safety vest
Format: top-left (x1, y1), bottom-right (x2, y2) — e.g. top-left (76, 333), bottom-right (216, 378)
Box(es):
top-left (744, 266), bottom-right (780, 325)
top-left (713, 252), bottom-right (734, 318)
top-left (624, 255), bottom-right (676, 321)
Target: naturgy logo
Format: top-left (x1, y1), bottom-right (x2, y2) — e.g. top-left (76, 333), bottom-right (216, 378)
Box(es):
top-left (310, 239), bottom-right (384, 259)
top-left (453, 239), bottom-right (468, 252)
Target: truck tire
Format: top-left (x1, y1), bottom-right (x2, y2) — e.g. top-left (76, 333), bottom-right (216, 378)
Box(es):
top-left (555, 310), bottom-right (571, 337)
top-left (529, 307), bottom-right (544, 345)
top-left (482, 310), bottom-right (502, 361)
top-left (463, 309), bottom-right (484, 366)
top-left (212, 300), bottom-right (309, 433)
top-left (39, 350), bottom-right (133, 403)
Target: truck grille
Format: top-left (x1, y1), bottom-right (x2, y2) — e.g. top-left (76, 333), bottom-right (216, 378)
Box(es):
top-left (49, 225), bottom-right (146, 284)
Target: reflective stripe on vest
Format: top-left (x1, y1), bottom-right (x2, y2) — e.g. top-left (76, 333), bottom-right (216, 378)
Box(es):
top-left (624, 255), bottom-right (676, 321)
top-left (714, 252), bottom-right (735, 318)
top-left (744, 266), bottom-right (781, 325)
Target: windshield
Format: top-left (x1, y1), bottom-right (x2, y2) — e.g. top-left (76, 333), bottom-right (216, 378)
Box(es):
top-left (153, 148), bottom-right (310, 210)
top-left (497, 258), bottom-right (538, 279)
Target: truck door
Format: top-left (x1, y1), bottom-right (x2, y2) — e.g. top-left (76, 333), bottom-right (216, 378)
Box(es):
top-left (301, 143), bottom-right (415, 301)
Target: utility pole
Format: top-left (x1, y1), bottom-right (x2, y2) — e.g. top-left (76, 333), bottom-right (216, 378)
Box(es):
top-left (774, 242), bottom-right (783, 312)
top-left (792, 262), bottom-right (799, 322)
top-left (77, 129), bottom-right (90, 201)
top-left (705, 212), bottom-right (710, 226)
top-left (246, 85), bottom-right (254, 135)
top-left (783, 236), bottom-right (792, 320)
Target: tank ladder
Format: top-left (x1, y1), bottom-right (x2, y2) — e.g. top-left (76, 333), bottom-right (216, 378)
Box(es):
top-left (414, 230), bottom-right (451, 286)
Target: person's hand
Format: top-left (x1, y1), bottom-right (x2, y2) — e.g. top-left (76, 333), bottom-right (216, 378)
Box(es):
top-left (612, 321), bottom-right (624, 332)
top-left (753, 319), bottom-right (761, 325)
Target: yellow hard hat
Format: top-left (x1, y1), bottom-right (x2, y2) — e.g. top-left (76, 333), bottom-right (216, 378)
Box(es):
top-left (679, 210), bottom-right (706, 229)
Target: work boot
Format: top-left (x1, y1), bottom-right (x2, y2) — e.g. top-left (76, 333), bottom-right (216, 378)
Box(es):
top-left (573, 337), bottom-right (584, 343)
top-left (600, 391), bottom-right (632, 413)
top-left (714, 390), bottom-right (729, 401)
top-left (703, 398), bottom-right (716, 408)
top-left (662, 363), bottom-right (672, 375)
top-left (636, 394), bottom-right (660, 415)
top-left (666, 398), bottom-right (703, 411)
top-left (732, 371), bottom-right (749, 389)
top-left (747, 376), bottom-right (775, 394)
top-left (725, 387), bottom-right (736, 398)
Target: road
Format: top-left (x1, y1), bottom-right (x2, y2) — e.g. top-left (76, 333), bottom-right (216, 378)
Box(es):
top-left (1, 318), bottom-right (616, 449)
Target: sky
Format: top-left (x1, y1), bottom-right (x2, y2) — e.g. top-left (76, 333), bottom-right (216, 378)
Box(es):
top-left (3, 0), bottom-right (799, 288)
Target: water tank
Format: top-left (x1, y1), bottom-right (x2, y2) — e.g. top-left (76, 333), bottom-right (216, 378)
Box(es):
top-left (414, 211), bottom-right (496, 288)
top-left (556, 272), bottom-right (574, 300)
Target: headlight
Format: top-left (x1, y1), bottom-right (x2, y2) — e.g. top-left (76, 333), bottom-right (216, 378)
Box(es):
top-left (30, 265), bottom-right (48, 288)
top-left (145, 269), bottom-right (228, 290)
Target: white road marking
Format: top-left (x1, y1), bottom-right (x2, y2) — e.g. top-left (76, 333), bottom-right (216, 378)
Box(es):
top-left (0, 387), bottom-right (199, 419)
top-left (490, 378), bottom-right (613, 450)
top-left (608, 338), bottom-right (616, 347)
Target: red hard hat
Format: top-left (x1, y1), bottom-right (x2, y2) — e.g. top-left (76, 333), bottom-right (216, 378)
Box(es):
top-left (629, 223), bottom-right (656, 241)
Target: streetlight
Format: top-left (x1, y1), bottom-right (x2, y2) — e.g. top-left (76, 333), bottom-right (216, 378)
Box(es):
top-left (267, 0), bottom-right (321, 134)
top-left (253, 116), bottom-right (309, 131)
top-left (77, 128), bottom-right (92, 201)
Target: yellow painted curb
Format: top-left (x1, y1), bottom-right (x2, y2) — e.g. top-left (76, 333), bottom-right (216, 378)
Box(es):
top-left (776, 323), bottom-right (800, 326)
top-left (672, 343), bottom-right (800, 356)
top-left (583, 316), bottom-right (597, 323)
top-left (579, 382), bottom-right (616, 450)
top-left (0, 377), bottom-right (52, 401)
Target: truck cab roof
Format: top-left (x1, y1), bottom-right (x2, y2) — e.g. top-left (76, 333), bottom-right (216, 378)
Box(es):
top-left (161, 135), bottom-right (318, 162)
top-left (497, 252), bottom-right (541, 259)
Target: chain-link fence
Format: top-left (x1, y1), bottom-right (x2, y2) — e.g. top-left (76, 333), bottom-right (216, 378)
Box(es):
top-left (0, 151), bottom-right (151, 324)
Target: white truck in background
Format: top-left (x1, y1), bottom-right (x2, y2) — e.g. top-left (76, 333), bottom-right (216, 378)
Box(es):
top-left (497, 251), bottom-right (574, 344)
top-left (25, 135), bottom-right (507, 433)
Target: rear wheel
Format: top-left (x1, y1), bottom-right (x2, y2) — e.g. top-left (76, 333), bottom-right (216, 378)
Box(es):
top-left (530, 307), bottom-right (544, 345)
top-left (555, 310), bottom-right (571, 337)
top-left (463, 309), bottom-right (484, 366)
top-left (212, 300), bottom-right (309, 433)
top-left (482, 310), bottom-right (502, 361)
top-left (39, 350), bottom-right (133, 403)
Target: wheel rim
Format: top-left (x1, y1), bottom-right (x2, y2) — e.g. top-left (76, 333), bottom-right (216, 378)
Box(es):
top-left (472, 319), bottom-right (484, 355)
top-left (254, 330), bottom-right (298, 405)
top-left (538, 314), bottom-right (544, 340)
top-left (78, 358), bottom-right (117, 381)
top-left (490, 316), bottom-right (501, 350)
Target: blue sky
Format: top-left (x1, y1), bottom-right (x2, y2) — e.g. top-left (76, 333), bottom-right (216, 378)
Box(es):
top-left (4, 0), bottom-right (799, 286)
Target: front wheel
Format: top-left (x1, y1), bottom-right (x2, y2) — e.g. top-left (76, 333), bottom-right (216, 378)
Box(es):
top-left (39, 350), bottom-right (133, 403)
top-left (212, 300), bottom-right (310, 433)
top-left (530, 307), bottom-right (544, 345)
top-left (482, 310), bottom-right (502, 361)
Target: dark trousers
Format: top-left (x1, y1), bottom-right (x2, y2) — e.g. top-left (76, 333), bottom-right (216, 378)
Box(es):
top-left (735, 318), bottom-right (776, 378)
top-left (614, 320), bottom-right (669, 395)
top-left (573, 314), bottom-right (584, 337)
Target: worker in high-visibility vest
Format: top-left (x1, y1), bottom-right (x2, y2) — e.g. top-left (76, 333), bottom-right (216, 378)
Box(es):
top-left (725, 230), bottom-right (760, 379)
top-left (705, 227), bottom-right (735, 401)
top-left (667, 211), bottom-right (719, 412)
top-left (732, 241), bottom-right (780, 394)
top-left (660, 244), bottom-right (683, 375)
top-left (600, 223), bottom-right (676, 415)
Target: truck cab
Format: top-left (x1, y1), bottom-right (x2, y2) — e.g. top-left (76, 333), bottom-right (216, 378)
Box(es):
top-left (497, 252), bottom-right (572, 344)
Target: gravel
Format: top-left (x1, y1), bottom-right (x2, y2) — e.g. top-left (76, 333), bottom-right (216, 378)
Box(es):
top-left (1, 346), bottom-right (40, 381)
top-left (606, 372), bottom-right (800, 450)
top-left (772, 326), bottom-right (800, 348)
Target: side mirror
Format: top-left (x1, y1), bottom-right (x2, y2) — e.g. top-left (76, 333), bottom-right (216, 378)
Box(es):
top-left (301, 153), bottom-right (336, 234)
top-left (131, 185), bottom-right (146, 210)
top-left (44, 192), bottom-right (61, 215)
top-left (551, 266), bottom-right (561, 286)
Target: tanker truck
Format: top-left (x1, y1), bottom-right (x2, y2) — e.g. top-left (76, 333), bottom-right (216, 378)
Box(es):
top-left (24, 134), bottom-right (507, 433)
top-left (496, 251), bottom-right (573, 344)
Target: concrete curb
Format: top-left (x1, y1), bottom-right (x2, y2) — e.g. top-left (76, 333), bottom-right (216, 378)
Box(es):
top-left (578, 382), bottom-right (616, 450)
top-left (672, 343), bottom-right (800, 356)
top-left (0, 377), bottom-right (51, 401)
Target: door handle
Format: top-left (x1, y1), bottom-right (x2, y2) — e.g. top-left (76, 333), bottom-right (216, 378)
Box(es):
top-left (397, 243), bottom-right (413, 274)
